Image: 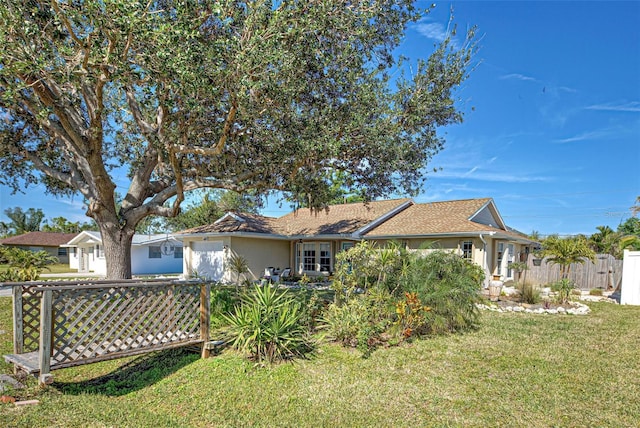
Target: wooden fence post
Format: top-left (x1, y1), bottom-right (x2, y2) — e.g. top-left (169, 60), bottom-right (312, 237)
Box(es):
top-left (12, 286), bottom-right (23, 356)
top-left (38, 289), bottom-right (54, 386)
top-left (200, 283), bottom-right (211, 358)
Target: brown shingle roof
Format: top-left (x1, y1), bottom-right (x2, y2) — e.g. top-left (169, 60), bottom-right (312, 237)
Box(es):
top-left (275, 198), bottom-right (412, 236)
top-left (175, 197), bottom-right (533, 242)
top-left (0, 231), bottom-right (78, 247)
top-left (364, 198), bottom-right (497, 236)
top-left (178, 213), bottom-right (283, 235)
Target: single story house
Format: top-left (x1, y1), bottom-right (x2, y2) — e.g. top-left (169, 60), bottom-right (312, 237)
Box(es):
top-left (0, 231), bottom-right (78, 264)
top-left (175, 197), bottom-right (537, 285)
top-left (64, 231), bottom-right (183, 275)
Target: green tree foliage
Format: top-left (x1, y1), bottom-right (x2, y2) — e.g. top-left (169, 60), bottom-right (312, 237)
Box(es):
top-left (0, 1), bottom-right (475, 278)
top-left (0, 207), bottom-right (44, 236)
top-left (589, 225), bottom-right (621, 257)
top-left (539, 235), bottom-right (596, 279)
top-left (42, 216), bottom-right (98, 233)
top-left (618, 217), bottom-right (640, 236)
top-left (163, 190), bottom-right (259, 232)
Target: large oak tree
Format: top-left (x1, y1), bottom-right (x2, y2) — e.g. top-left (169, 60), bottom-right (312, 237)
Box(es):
top-left (0, 0), bottom-right (475, 278)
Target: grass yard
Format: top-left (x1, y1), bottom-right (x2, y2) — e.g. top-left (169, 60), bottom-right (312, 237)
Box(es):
top-left (1, 297), bottom-right (639, 427)
top-left (0, 263), bottom-right (76, 275)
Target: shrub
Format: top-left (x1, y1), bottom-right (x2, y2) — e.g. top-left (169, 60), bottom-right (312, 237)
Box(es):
top-left (0, 247), bottom-right (58, 281)
top-left (395, 292), bottom-right (431, 338)
top-left (589, 288), bottom-right (604, 296)
top-left (551, 278), bottom-right (576, 304)
top-left (323, 287), bottom-right (393, 355)
top-left (210, 286), bottom-right (239, 328)
top-left (221, 285), bottom-right (314, 364)
top-left (399, 250), bottom-right (484, 335)
top-left (518, 282), bottom-right (541, 304)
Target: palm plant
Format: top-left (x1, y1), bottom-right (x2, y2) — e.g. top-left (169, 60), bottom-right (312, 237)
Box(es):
top-left (539, 235), bottom-right (595, 279)
top-left (589, 225), bottom-right (621, 258)
top-left (228, 253), bottom-right (249, 286)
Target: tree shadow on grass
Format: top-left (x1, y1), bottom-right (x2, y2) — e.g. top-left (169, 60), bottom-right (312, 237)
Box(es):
top-left (53, 347), bottom-right (200, 396)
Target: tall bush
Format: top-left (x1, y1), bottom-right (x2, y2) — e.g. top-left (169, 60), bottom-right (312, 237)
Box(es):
top-left (0, 246), bottom-right (58, 281)
top-left (399, 250), bottom-right (484, 335)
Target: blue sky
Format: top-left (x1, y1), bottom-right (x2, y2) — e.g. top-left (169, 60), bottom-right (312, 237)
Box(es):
top-left (1, 1), bottom-right (639, 236)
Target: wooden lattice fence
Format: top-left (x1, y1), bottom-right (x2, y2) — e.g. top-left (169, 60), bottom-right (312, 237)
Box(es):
top-left (5, 279), bottom-right (210, 385)
top-left (524, 254), bottom-right (623, 290)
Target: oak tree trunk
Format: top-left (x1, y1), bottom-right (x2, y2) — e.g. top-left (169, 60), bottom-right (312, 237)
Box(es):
top-left (99, 223), bottom-right (135, 279)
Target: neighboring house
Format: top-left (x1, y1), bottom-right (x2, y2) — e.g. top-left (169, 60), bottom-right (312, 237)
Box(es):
top-left (175, 198), bottom-right (537, 285)
top-left (0, 231), bottom-right (78, 264)
top-left (64, 231), bottom-right (183, 275)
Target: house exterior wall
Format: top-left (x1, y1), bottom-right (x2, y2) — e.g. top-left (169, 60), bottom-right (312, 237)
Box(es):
top-left (68, 247), bottom-right (79, 270)
top-left (231, 237), bottom-right (290, 281)
top-left (183, 237), bottom-right (230, 281)
top-left (75, 244), bottom-right (107, 275)
top-left (402, 238), bottom-right (484, 264)
top-left (131, 245), bottom-right (183, 275)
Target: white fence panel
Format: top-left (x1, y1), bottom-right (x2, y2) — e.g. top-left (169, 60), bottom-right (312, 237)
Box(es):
top-left (621, 250), bottom-right (640, 305)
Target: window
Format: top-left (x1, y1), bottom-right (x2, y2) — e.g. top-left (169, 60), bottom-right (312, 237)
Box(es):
top-left (341, 242), bottom-right (355, 252)
top-left (461, 241), bottom-right (473, 260)
top-left (96, 244), bottom-right (105, 258)
top-left (496, 242), bottom-right (504, 275)
top-left (303, 243), bottom-right (316, 271)
top-left (296, 242), bottom-right (332, 274)
top-left (506, 244), bottom-right (515, 278)
top-left (319, 243), bottom-right (331, 272)
top-left (174, 246), bottom-right (183, 258)
top-left (58, 247), bottom-right (68, 256)
top-left (149, 246), bottom-right (162, 259)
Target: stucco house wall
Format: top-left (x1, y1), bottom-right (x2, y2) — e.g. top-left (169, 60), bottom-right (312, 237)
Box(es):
top-left (131, 244), bottom-right (183, 275)
top-left (231, 237), bottom-right (290, 281)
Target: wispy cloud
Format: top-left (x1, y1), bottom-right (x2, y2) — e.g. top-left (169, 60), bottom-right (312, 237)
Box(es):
top-left (552, 125), bottom-right (627, 143)
top-left (463, 166), bottom-right (479, 177)
top-left (434, 169), bottom-right (551, 183)
top-left (558, 86), bottom-right (578, 94)
top-left (585, 101), bottom-right (640, 113)
top-left (413, 19), bottom-right (449, 43)
top-left (499, 73), bottom-right (539, 83)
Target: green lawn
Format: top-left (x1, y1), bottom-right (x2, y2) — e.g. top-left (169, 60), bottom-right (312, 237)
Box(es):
top-left (0, 263), bottom-right (76, 275)
top-left (1, 297), bottom-right (639, 427)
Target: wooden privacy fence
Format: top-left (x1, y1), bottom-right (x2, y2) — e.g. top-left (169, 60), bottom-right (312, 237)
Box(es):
top-left (524, 253), bottom-right (623, 290)
top-left (4, 279), bottom-right (210, 385)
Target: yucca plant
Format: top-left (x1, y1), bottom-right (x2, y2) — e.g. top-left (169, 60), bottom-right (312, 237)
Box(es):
top-left (221, 285), bottom-right (314, 364)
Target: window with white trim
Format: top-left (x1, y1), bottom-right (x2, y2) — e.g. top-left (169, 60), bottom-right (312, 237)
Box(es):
top-left (296, 242), bottom-right (332, 274)
top-left (461, 241), bottom-right (473, 260)
top-left (303, 243), bottom-right (316, 271)
top-left (319, 243), bottom-right (331, 272)
top-left (149, 246), bottom-right (162, 259)
top-left (173, 246), bottom-right (183, 258)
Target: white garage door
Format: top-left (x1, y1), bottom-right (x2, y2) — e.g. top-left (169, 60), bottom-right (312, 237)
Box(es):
top-left (191, 241), bottom-right (225, 281)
